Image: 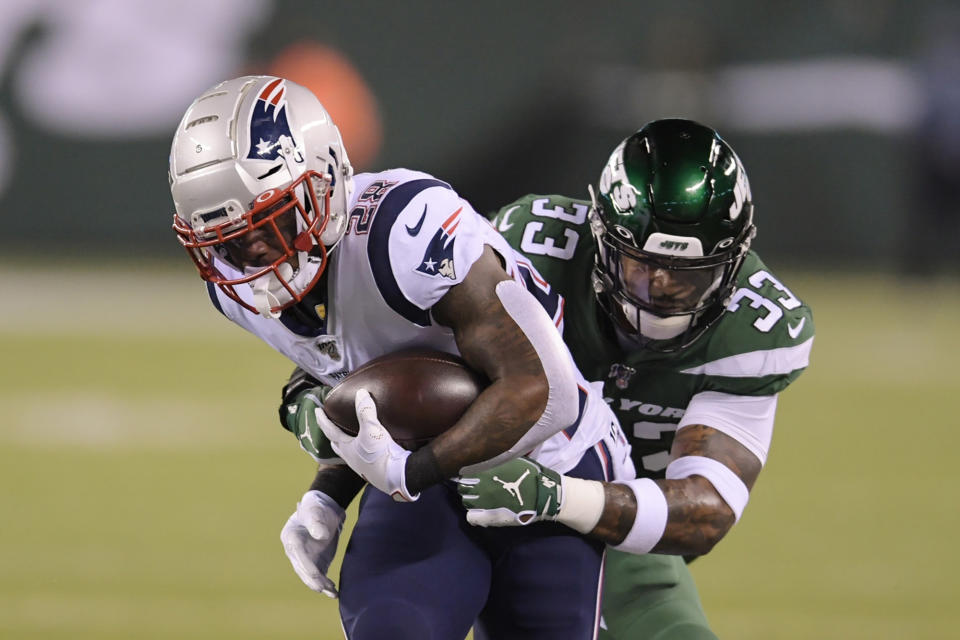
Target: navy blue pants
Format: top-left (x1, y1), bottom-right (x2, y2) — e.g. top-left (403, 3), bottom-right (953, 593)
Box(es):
top-left (339, 445), bottom-right (610, 640)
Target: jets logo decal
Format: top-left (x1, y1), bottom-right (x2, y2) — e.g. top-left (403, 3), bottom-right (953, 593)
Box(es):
top-left (247, 78), bottom-right (301, 162)
top-left (415, 207), bottom-right (462, 280)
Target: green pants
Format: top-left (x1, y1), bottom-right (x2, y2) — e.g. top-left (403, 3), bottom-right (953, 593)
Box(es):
top-left (599, 550), bottom-right (717, 639)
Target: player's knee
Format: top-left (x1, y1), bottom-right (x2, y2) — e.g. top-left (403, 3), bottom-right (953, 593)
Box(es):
top-left (348, 600), bottom-right (433, 640)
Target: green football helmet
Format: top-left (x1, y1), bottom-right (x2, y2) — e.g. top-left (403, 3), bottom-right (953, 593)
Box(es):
top-left (590, 119), bottom-right (755, 351)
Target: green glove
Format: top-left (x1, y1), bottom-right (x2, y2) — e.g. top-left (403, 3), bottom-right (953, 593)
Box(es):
top-left (456, 457), bottom-right (562, 527)
top-left (279, 367), bottom-right (339, 462)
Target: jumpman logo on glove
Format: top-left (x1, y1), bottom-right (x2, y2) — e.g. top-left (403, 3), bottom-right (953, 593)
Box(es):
top-left (492, 469), bottom-right (531, 506)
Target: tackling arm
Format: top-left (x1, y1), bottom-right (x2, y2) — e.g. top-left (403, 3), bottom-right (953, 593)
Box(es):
top-left (594, 425), bottom-right (761, 555)
top-left (459, 396), bottom-right (770, 557)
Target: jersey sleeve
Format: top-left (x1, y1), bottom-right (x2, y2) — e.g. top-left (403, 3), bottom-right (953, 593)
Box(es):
top-left (380, 182), bottom-right (488, 311)
top-left (489, 194), bottom-right (595, 297)
top-left (678, 391), bottom-right (778, 464)
top-left (686, 253), bottom-right (816, 397)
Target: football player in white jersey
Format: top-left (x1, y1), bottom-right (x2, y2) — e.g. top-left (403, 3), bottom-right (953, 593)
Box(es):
top-left (169, 76), bottom-right (632, 639)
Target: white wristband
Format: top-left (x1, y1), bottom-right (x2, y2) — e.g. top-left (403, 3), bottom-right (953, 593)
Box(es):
top-left (556, 476), bottom-right (605, 534)
top-left (611, 478), bottom-right (668, 555)
top-left (666, 455), bottom-right (750, 522)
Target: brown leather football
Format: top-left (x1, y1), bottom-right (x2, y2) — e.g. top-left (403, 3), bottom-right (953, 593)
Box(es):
top-left (322, 348), bottom-right (487, 451)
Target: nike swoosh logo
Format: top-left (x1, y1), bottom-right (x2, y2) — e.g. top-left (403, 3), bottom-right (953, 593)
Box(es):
top-left (405, 204), bottom-right (428, 236)
top-left (787, 317), bottom-right (806, 339)
top-left (498, 205), bottom-right (519, 232)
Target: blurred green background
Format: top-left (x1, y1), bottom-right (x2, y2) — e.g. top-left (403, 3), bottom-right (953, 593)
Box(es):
top-left (4, 0), bottom-right (960, 638)
top-left (3, 263), bottom-right (957, 639)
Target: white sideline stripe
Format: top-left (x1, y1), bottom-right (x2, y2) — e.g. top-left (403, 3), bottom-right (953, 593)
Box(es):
top-left (7, 265), bottom-right (225, 335)
top-left (2, 391), bottom-right (281, 451)
top-left (680, 337), bottom-right (813, 378)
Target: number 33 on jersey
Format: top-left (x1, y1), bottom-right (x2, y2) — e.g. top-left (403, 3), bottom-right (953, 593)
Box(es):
top-left (490, 193), bottom-right (814, 478)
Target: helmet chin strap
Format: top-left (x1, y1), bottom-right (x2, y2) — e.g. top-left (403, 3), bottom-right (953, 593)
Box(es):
top-left (251, 262), bottom-right (294, 319)
top-left (320, 205), bottom-right (346, 247)
top-left (248, 254), bottom-right (322, 318)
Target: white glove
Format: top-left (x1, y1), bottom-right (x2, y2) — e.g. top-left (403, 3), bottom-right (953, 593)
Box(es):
top-left (280, 490), bottom-right (346, 597)
top-left (316, 388), bottom-right (419, 502)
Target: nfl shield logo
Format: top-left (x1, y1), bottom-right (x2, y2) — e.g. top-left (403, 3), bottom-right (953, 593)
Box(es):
top-left (608, 363), bottom-right (636, 390)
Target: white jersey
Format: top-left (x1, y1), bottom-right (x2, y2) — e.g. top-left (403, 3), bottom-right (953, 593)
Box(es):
top-left (208, 168), bottom-right (633, 477)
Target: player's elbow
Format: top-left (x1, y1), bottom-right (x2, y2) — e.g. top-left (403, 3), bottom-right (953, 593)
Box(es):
top-left (515, 359), bottom-right (581, 438)
top-left (510, 373), bottom-right (550, 427)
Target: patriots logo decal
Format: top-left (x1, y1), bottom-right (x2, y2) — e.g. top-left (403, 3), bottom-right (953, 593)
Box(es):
top-left (246, 78), bottom-right (300, 162)
top-left (415, 207), bottom-right (462, 280)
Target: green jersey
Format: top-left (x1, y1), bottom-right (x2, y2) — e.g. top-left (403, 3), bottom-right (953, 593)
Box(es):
top-left (491, 194), bottom-right (814, 478)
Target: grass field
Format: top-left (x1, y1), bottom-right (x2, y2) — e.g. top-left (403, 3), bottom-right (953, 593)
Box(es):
top-left (3, 262), bottom-right (958, 639)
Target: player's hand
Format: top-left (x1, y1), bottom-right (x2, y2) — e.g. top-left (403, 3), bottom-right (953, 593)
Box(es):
top-left (457, 457), bottom-right (562, 526)
top-left (280, 490), bottom-right (346, 597)
top-left (279, 368), bottom-right (341, 463)
top-left (316, 388), bottom-right (419, 502)
top-left (283, 386), bottom-right (343, 463)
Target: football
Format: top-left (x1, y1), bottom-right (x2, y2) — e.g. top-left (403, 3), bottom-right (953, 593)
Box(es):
top-left (322, 348), bottom-right (487, 450)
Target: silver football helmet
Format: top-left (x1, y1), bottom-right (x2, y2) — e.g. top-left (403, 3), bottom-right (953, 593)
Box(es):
top-left (170, 76), bottom-right (354, 317)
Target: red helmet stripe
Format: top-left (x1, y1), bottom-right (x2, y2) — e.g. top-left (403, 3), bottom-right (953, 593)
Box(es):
top-left (259, 78), bottom-right (282, 101)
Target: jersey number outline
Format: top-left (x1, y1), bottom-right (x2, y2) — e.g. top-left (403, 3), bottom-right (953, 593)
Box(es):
top-left (516, 198), bottom-right (588, 261)
top-left (726, 269), bottom-right (801, 333)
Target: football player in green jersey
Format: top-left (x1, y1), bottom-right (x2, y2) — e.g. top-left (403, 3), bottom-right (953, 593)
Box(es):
top-left (457, 119), bottom-right (814, 639)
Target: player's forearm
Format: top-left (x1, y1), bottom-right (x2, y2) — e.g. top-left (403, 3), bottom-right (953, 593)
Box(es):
top-left (590, 482), bottom-right (640, 544)
top-left (653, 476), bottom-right (736, 555)
top-left (590, 478), bottom-right (736, 556)
top-left (651, 478), bottom-right (736, 554)
top-left (308, 463), bottom-right (366, 510)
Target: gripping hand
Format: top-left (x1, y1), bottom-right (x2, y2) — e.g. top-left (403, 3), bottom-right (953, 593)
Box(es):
top-left (457, 457), bottom-right (562, 527)
top-left (280, 490), bottom-right (346, 597)
top-left (316, 388), bottom-right (418, 502)
top-left (279, 368), bottom-right (340, 463)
